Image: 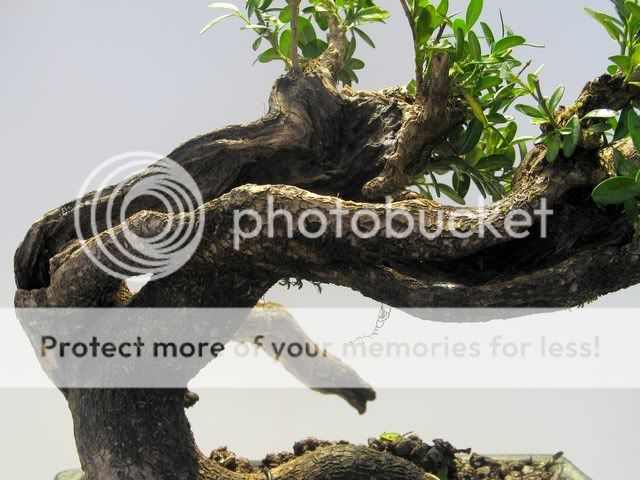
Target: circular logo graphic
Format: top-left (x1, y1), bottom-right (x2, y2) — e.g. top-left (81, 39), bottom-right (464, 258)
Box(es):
top-left (74, 152), bottom-right (205, 281)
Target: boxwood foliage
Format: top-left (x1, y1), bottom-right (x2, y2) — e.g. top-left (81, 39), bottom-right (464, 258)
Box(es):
top-left (202, 0), bottom-right (640, 227)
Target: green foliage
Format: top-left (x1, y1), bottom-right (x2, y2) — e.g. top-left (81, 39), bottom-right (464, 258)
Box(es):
top-left (201, 1), bottom-right (640, 223)
top-left (511, 73), bottom-right (623, 164)
top-left (201, 0), bottom-right (388, 85)
top-left (585, 0), bottom-right (640, 83)
top-left (592, 109), bottom-right (640, 227)
top-left (405, 0), bottom-right (541, 204)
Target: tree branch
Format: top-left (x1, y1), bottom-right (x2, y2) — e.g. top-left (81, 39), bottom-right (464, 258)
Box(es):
top-left (306, 11), bottom-right (348, 84)
top-left (362, 53), bottom-right (453, 198)
top-left (556, 73), bottom-right (640, 125)
top-left (290, 0), bottom-right (301, 71)
top-left (233, 303), bottom-right (376, 414)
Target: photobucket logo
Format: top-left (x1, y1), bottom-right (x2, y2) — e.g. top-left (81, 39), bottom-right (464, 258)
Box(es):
top-left (233, 196), bottom-right (553, 249)
top-left (74, 152), bottom-right (204, 281)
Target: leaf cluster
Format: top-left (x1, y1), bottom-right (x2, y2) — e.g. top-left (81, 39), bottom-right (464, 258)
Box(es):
top-left (407, 0), bottom-right (540, 204)
top-left (592, 109), bottom-right (640, 227)
top-left (586, 0), bottom-right (640, 83)
top-left (201, 1), bottom-right (389, 85)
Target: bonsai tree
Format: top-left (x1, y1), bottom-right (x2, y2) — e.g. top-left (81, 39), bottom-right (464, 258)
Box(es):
top-left (13, 0), bottom-right (640, 479)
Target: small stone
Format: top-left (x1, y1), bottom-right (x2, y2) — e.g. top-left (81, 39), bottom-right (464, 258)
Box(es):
top-left (476, 466), bottom-right (492, 477)
top-left (410, 443), bottom-right (429, 460)
top-left (393, 439), bottom-right (415, 457)
top-left (426, 447), bottom-right (443, 465)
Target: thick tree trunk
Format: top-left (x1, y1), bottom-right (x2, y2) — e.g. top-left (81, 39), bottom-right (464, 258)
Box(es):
top-left (67, 389), bottom-right (200, 480)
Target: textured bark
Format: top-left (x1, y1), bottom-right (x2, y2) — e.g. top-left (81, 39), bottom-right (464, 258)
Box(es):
top-left (12, 39), bottom-right (640, 480)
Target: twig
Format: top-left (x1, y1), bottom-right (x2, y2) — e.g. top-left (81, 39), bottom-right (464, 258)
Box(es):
top-left (399, 0), bottom-right (425, 98)
top-left (290, 0), bottom-right (301, 70)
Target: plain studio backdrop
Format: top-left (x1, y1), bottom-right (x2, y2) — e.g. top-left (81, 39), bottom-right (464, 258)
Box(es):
top-left (1, 0), bottom-right (639, 478)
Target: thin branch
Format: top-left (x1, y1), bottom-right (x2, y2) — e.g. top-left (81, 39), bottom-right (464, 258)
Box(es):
top-left (290, 0), bottom-right (301, 70)
top-left (399, 0), bottom-right (425, 99)
top-left (308, 10), bottom-right (348, 83)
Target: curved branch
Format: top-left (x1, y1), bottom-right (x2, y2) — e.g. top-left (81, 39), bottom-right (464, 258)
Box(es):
top-left (362, 53), bottom-right (456, 198)
top-left (556, 73), bottom-right (640, 125)
top-left (15, 138), bottom-right (632, 311)
top-left (234, 303), bottom-right (376, 414)
top-left (197, 444), bottom-right (432, 480)
top-left (14, 73), bottom-right (405, 291)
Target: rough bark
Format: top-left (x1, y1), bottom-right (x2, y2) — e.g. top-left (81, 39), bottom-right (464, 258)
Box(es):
top-left (13, 35), bottom-right (640, 480)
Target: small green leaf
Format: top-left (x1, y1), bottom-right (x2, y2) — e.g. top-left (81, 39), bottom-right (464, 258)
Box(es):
top-left (475, 154), bottom-right (513, 171)
top-left (584, 8), bottom-right (624, 41)
top-left (491, 35), bottom-right (526, 55)
top-left (437, 0), bottom-right (449, 17)
top-left (429, 171), bottom-right (441, 197)
top-left (628, 109), bottom-right (640, 152)
top-left (353, 27), bottom-right (376, 48)
top-left (454, 26), bottom-right (466, 61)
top-left (439, 183), bottom-right (467, 205)
top-left (608, 64), bottom-right (620, 75)
top-left (279, 30), bottom-right (293, 58)
top-left (416, 6), bottom-right (437, 45)
top-left (480, 21), bottom-right (495, 47)
top-left (279, 5), bottom-right (292, 23)
top-left (200, 14), bottom-right (234, 34)
top-left (467, 30), bottom-right (482, 60)
top-left (464, 92), bottom-right (488, 125)
top-left (302, 38), bottom-right (328, 58)
top-left (586, 122), bottom-right (613, 134)
top-left (544, 133), bottom-right (562, 164)
top-left (453, 172), bottom-right (471, 198)
top-left (407, 79), bottom-right (417, 95)
top-left (548, 85), bottom-right (565, 111)
top-left (297, 17), bottom-right (317, 46)
top-left (257, 47), bottom-right (283, 63)
top-left (592, 176), bottom-right (640, 205)
top-left (208, 2), bottom-right (240, 12)
top-left (582, 109), bottom-right (618, 120)
top-left (465, 0), bottom-right (484, 31)
top-left (515, 104), bottom-right (545, 119)
top-left (562, 115), bottom-right (581, 157)
top-left (613, 148), bottom-right (640, 177)
top-left (613, 107), bottom-right (631, 142)
top-left (625, 1), bottom-right (640, 21)
top-left (632, 47), bottom-right (640, 68)
top-left (459, 118), bottom-right (485, 154)
top-left (610, 55), bottom-right (631, 73)
top-left (347, 58), bottom-right (365, 70)
top-left (435, 466), bottom-right (449, 480)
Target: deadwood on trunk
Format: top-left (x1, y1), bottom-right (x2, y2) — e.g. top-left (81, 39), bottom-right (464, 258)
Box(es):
top-left (13, 37), bottom-right (640, 480)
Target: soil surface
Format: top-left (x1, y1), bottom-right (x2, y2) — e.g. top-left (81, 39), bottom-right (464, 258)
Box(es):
top-left (455, 453), bottom-right (565, 480)
top-left (209, 435), bottom-right (565, 480)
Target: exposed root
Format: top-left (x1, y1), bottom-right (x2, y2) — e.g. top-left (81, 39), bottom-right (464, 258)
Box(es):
top-left (200, 435), bottom-right (565, 480)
